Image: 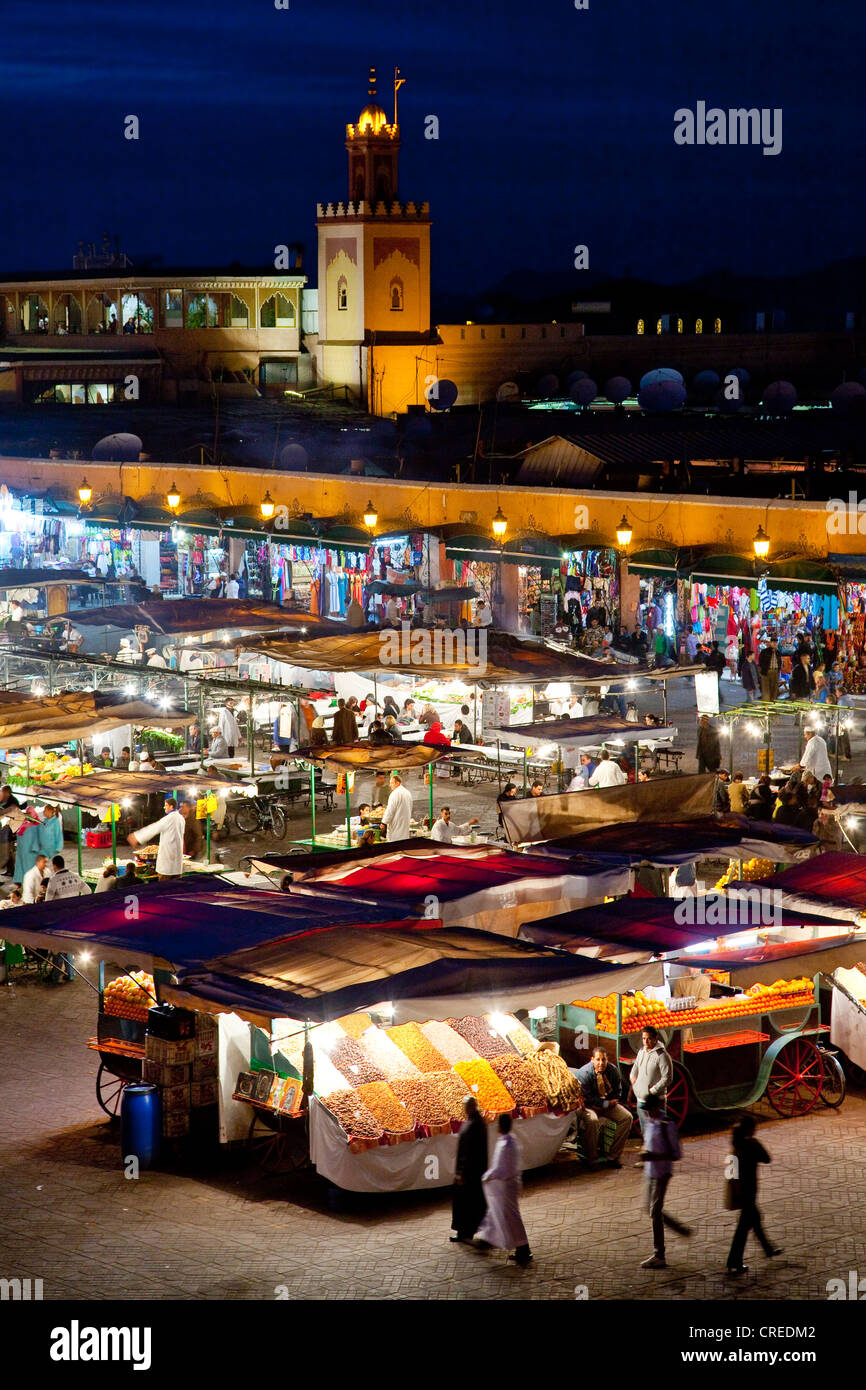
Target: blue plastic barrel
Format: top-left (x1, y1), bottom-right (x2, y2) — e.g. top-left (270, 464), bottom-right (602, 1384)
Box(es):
top-left (120, 1084), bottom-right (161, 1170)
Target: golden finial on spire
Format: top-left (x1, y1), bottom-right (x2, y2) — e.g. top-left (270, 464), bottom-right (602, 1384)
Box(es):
top-left (394, 66), bottom-right (405, 126)
top-left (368, 66), bottom-right (376, 97)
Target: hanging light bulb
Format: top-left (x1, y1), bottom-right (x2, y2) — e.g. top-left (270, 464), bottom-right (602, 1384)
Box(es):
top-left (616, 514), bottom-right (633, 548)
top-left (77, 477), bottom-right (92, 506)
top-left (492, 506), bottom-right (508, 540)
top-left (260, 491), bottom-right (275, 521)
top-left (166, 481), bottom-right (181, 511)
top-left (363, 500), bottom-right (378, 531)
top-left (753, 525), bottom-right (770, 559)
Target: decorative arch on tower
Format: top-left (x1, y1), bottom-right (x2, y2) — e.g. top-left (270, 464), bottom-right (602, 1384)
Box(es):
top-left (389, 276), bottom-right (404, 312)
top-left (337, 275), bottom-right (348, 312)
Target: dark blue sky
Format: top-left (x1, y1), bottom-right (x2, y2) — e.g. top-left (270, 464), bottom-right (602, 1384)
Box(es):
top-left (2, 0), bottom-right (863, 291)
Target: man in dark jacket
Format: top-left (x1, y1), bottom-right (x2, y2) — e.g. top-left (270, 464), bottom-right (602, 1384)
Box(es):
top-left (758, 637), bottom-right (781, 702)
top-left (331, 697), bottom-right (359, 745)
top-left (576, 1047), bottom-right (632, 1167)
top-left (726, 1115), bottom-right (782, 1275)
top-left (450, 1096), bottom-right (488, 1243)
top-left (788, 653), bottom-right (814, 701)
top-left (696, 715), bottom-right (722, 773)
top-left (703, 640), bottom-right (727, 703)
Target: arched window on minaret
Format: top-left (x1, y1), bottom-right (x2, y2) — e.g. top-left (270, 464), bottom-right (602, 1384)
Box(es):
top-left (695, 317), bottom-right (703, 334)
top-left (337, 276), bottom-right (348, 311)
top-left (390, 278), bottom-right (403, 312)
top-left (714, 317), bottom-right (722, 333)
top-left (375, 169), bottom-right (392, 205)
top-left (637, 318), bottom-right (645, 335)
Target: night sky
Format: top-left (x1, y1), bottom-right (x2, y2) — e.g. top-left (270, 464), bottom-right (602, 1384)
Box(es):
top-left (3, 0), bottom-right (864, 292)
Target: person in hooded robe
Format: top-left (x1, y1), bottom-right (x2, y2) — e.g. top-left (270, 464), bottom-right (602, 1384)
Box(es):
top-left (13, 808), bottom-right (46, 885)
top-left (38, 804), bottom-right (64, 860)
top-left (475, 1113), bottom-right (533, 1265)
top-left (450, 1096), bottom-right (488, 1244)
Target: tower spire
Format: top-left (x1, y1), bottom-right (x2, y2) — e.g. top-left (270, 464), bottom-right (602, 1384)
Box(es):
top-left (394, 66), bottom-right (405, 127)
top-left (368, 65), bottom-right (376, 97)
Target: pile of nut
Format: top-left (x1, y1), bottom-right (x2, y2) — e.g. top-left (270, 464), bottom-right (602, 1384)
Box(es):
top-left (336, 1012), bottom-right (373, 1039)
top-left (322, 1089), bottom-right (384, 1141)
top-left (420, 1019), bottom-right (479, 1064)
top-left (490, 1014), bottom-right (539, 1058)
top-left (325, 1035), bottom-right (386, 1087)
top-left (423, 1070), bottom-right (475, 1121)
top-left (356, 1081), bottom-right (416, 1133)
top-left (359, 1026), bottom-right (422, 1080)
top-left (390, 1077), bottom-right (453, 1128)
top-left (447, 1016), bottom-right (517, 1060)
top-left (489, 1054), bottom-right (548, 1108)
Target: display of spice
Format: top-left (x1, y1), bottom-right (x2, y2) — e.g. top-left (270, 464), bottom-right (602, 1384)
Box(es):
top-left (453, 1059), bottom-right (516, 1113)
top-left (336, 1012), bottom-right (373, 1040)
top-left (386, 1022), bottom-right (451, 1073)
top-left (488, 1013), bottom-right (539, 1058)
top-left (359, 1026), bottom-right (422, 1080)
top-left (323, 1034), bottom-right (386, 1087)
top-left (488, 1054), bottom-right (548, 1109)
top-left (355, 1081), bottom-right (416, 1133)
top-left (322, 1089), bottom-right (384, 1142)
top-left (419, 1020), bottom-right (479, 1064)
top-left (525, 1049), bottom-right (584, 1112)
top-left (311, 1048), bottom-right (355, 1098)
top-left (423, 1070), bottom-right (475, 1121)
top-left (390, 1077), bottom-right (452, 1128)
top-left (447, 1016), bottom-right (518, 1060)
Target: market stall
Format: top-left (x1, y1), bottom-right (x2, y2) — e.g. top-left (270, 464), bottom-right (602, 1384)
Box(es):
top-left (724, 851), bottom-right (866, 925)
top-left (499, 771), bottom-right (717, 847)
top-left (523, 813), bottom-right (818, 867)
top-left (717, 697), bottom-right (853, 781)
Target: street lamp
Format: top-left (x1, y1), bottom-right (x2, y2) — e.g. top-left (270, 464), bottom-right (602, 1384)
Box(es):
top-left (77, 477), bottom-right (92, 507)
top-left (492, 506), bottom-right (508, 540)
top-left (363, 500), bottom-right (378, 532)
top-left (616, 514), bottom-right (633, 548)
top-left (166, 481), bottom-right (181, 511)
top-left (753, 525), bottom-right (770, 560)
top-left (260, 491), bottom-right (275, 521)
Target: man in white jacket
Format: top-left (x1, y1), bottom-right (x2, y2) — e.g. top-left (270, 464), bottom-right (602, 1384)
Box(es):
top-left (218, 699), bottom-right (242, 757)
top-left (128, 798), bottom-right (185, 879)
top-left (588, 749), bottom-right (627, 788)
top-left (381, 774), bottom-right (412, 842)
top-left (799, 728), bottom-right (832, 784)
top-left (629, 1025), bottom-right (673, 1144)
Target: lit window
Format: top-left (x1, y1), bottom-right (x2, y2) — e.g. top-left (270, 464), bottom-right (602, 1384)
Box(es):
top-left (336, 277), bottom-right (348, 312)
top-left (164, 290), bottom-right (183, 328)
top-left (637, 318), bottom-right (645, 335)
top-left (656, 318), bottom-right (663, 334)
top-left (695, 317), bottom-right (703, 334)
top-left (676, 318), bottom-right (683, 334)
top-left (260, 293), bottom-right (295, 328)
top-left (389, 278), bottom-right (403, 312)
top-left (714, 317), bottom-right (722, 333)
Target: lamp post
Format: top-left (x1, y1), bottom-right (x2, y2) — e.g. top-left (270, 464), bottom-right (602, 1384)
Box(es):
top-left (166, 481), bottom-right (181, 512)
top-left (491, 507), bottom-right (508, 628)
top-left (77, 478), bottom-right (93, 507)
top-left (615, 514), bottom-right (632, 641)
top-left (753, 525), bottom-right (770, 561)
top-left (260, 491), bottom-right (275, 521)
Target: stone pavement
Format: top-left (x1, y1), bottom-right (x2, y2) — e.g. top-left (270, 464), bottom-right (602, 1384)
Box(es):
top-left (0, 972), bottom-right (864, 1302)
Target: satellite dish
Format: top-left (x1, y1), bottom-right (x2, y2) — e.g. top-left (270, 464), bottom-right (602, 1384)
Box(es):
top-left (566, 369), bottom-right (589, 390)
top-left (762, 380), bottom-right (797, 413)
top-left (725, 367), bottom-right (750, 386)
top-left (536, 373), bottom-right (560, 399)
top-left (425, 377), bottom-right (458, 411)
top-left (92, 432), bottom-right (142, 462)
top-left (831, 381), bottom-right (866, 413)
top-left (692, 369), bottom-right (720, 393)
top-left (496, 381), bottom-right (520, 403)
top-left (639, 380), bottom-right (687, 412)
top-left (639, 367), bottom-right (684, 391)
top-left (603, 375), bottom-right (632, 403)
top-left (570, 378), bottom-right (598, 407)
top-left (278, 443), bottom-right (309, 470)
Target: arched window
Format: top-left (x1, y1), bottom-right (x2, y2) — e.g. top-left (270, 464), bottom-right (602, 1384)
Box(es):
top-left (230, 295), bottom-right (249, 328)
top-left (336, 277), bottom-right (348, 312)
top-left (52, 293), bottom-right (83, 335)
top-left (636, 318), bottom-right (645, 335)
top-left (676, 317), bottom-right (683, 334)
top-left (85, 293), bottom-right (118, 333)
top-left (695, 317), bottom-right (703, 334)
top-left (390, 277), bottom-right (403, 312)
top-left (21, 293), bottom-right (49, 333)
top-left (260, 293), bottom-right (296, 327)
top-left (186, 294), bottom-right (218, 329)
top-left (713, 317), bottom-right (722, 334)
top-left (1, 294), bottom-right (16, 334)
top-left (656, 318), bottom-right (663, 335)
top-left (120, 292), bottom-right (154, 334)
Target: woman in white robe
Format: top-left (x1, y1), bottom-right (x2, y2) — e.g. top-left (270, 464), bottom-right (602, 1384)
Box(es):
top-left (476, 1114), bottom-right (533, 1265)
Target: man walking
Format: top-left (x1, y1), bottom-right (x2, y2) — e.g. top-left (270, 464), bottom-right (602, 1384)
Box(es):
top-left (696, 714), bottom-right (721, 774)
top-left (629, 1025), bottom-right (673, 1143)
top-left (726, 1115), bottom-right (782, 1276)
top-left (450, 1096), bottom-right (487, 1244)
top-left (758, 637), bottom-right (780, 702)
top-left (218, 698), bottom-right (242, 758)
top-left (639, 1093), bottom-right (691, 1269)
top-left (476, 1113), bottom-right (532, 1266)
top-left (332, 697), bottom-right (359, 745)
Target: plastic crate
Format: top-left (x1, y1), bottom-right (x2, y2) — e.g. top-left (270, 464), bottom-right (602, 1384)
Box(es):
top-left (86, 829), bottom-right (114, 848)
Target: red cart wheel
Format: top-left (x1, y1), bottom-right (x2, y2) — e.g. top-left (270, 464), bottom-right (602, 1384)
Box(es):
top-left (665, 1064), bottom-right (690, 1129)
top-left (766, 1038), bottom-right (823, 1117)
top-left (96, 1063), bottom-right (129, 1120)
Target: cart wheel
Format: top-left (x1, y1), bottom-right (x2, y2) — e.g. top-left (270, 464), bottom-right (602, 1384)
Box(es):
top-left (234, 802), bottom-right (260, 835)
top-left (96, 1063), bottom-right (129, 1120)
top-left (765, 1037), bottom-right (824, 1117)
top-left (665, 1064), bottom-right (690, 1129)
top-left (270, 804), bottom-right (288, 840)
top-left (818, 1049), bottom-right (847, 1109)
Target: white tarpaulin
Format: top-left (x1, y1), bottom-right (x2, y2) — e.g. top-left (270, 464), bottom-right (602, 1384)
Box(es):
top-left (830, 982), bottom-right (866, 1071)
top-left (308, 1096), bottom-right (572, 1193)
top-left (218, 1012), bottom-right (253, 1144)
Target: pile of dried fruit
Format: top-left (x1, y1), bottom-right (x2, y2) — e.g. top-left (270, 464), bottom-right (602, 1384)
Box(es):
top-left (336, 1012), bottom-right (373, 1039)
top-left (525, 1050), bottom-right (583, 1112)
top-left (359, 1026), bottom-right (422, 1080)
top-left (453, 1059), bottom-right (516, 1113)
top-left (490, 1013), bottom-right (539, 1058)
top-left (390, 1077), bottom-right (453, 1128)
top-left (387, 1022), bottom-right (450, 1073)
top-left (424, 1070), bottom-right (474, 1121)
top-left (420, 1020), bottom-right (479, 1063)
top-left (322, 1089), bottom-right (384, 1141)
top-left (447, 1016), bottom-right (517, 1060)
top-left (356, 1081), bottom-right (416, 1133)
top-left (312, 1049), bottom-right (354, 1098)
top-left (488, 1054), bottom-right (548, 1108)
top-left (324, 1035), bottom-right (386, 1087)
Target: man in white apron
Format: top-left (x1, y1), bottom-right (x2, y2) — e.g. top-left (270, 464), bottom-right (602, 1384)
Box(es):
top-left (128, 798), bottom-right (185, 879)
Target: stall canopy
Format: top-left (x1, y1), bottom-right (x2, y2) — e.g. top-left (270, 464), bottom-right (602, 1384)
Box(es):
top-left (726, 852), bottom-right (866, 923)
top-left (242, 629), bottom-right (653, 685)
top-left (57, 599), bottom-right (321, 635)
top-left (500, 772), bottom-right (717, 846)
top-left (161, 921), bottom-right (629, 1025)
top-left (288, 741), bottom-right (443, 771)
top-left (417, 586), bottom-right (479, 603)
top-left (528, 814), bottom-right (817, 866)
top-left (669, 933), bottom-right (866, 988)
top-left (519, 896), bottom-right (836, 960)
top-left (283, 844), bottom-right (631, 936)
top-left (0, 689), bottom-right (192, 749)
top-left (27, 769), bottom-right (245, 808)
top-left (491, 715), bottom-right (676, 749)
top-left (0, 877), bottom-right (421, 973)
top-left (364, 580), bottom-right (422, 597)
top-left (0, 567), bottom-right (110, 590)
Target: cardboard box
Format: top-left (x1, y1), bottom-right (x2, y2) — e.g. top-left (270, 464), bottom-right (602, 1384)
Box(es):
top-left (190, 1080), bottom-right (218, 1108)
top-left (145, 1035), bottom-right (197, 1066)
top-left (162, 1110), bottom-right (190, 1138)
top-left (143, 1059), bottom-right (191, 1087)
top-left (192, 1056), bottom-right (218, 1082)
top-left (161, 1083), bottom-right (191, 1113)
top-left (195, 1033), bottom-right (217, 1059)
top-left (195, 1011), bottom-right (218, 1039)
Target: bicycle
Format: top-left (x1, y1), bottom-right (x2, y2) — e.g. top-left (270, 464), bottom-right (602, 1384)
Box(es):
top-left (232, 794), bottom-right (288, 840)
top-left (816, 1043), bottom-right (847, 1109)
